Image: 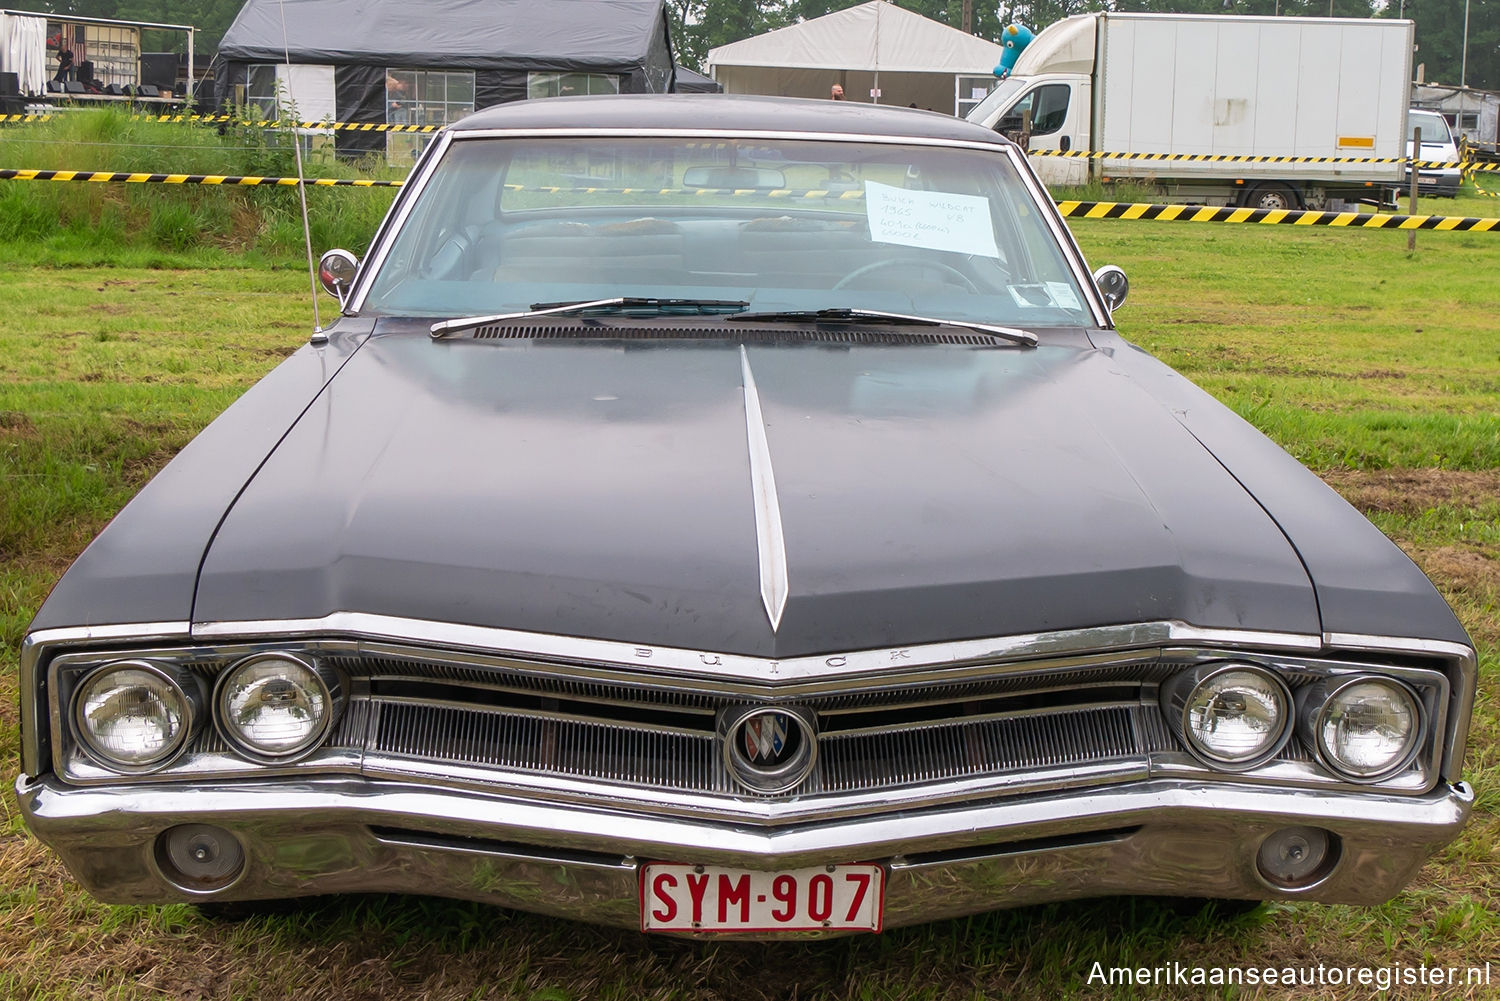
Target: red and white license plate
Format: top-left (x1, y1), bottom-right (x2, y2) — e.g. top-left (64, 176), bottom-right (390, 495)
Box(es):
top-left (640, 863), bottom-right (884, 933)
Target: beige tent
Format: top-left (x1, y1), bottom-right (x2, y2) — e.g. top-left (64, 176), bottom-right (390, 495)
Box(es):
top-left (706, 1), bottom-right (1004, 116)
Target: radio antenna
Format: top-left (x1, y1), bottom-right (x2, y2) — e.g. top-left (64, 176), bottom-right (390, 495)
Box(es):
top-left (277, 0), bottom-right (325, 342)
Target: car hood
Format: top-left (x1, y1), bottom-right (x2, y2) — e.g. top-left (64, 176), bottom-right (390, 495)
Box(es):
top-left (193, 327), bottom-right (1319, 658)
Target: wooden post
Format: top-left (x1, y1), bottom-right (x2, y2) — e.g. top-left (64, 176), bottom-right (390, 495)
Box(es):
top-left (1408, 127), bottom-right (1420, 252)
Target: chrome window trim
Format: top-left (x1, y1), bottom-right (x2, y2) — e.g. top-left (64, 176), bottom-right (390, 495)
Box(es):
top-left (343, 126), bottom-right (1114, 326)
top-left (999, 141), bottom-right (1114, 327)
top-left (345, 128), bottom-right (454, 313)
top-left (446, 126), bottom-right (1019, 148)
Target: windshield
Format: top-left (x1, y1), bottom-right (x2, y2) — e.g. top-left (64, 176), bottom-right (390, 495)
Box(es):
top-left (965, 77), bottom-right (1030, 126)
top-left (1408, 113), bottom-right (1453, 145)
top-left (360, 135), bottom-right (1093, 328)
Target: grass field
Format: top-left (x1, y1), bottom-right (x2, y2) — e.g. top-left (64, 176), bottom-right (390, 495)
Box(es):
top-left (1, 193), bottom-right (1497, 998)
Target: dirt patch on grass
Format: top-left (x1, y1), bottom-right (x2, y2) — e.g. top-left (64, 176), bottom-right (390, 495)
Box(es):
top-left (0, 411), bottom-right (39, 438)
top-left (1414, 546), bottom-right (1500, 593)
top-left (1407, 545), bottom-right (1500, 646)
top-left (1320, 468), bottom-right (1500, 516)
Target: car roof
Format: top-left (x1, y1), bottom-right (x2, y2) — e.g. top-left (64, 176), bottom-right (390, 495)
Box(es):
top-left (448, 94), bottom-right (1013, 147)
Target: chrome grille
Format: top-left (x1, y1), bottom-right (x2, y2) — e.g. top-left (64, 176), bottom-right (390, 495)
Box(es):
top-left (372, 701), bottom-right (726, 791)
top-left (820, 705), bottom-right (1144, 793)
top-left (351, 648), bottom-right (1175, 803)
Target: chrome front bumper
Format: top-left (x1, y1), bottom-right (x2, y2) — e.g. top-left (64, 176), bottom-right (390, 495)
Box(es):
top-left (15, 774), bottom-right (1474, 934)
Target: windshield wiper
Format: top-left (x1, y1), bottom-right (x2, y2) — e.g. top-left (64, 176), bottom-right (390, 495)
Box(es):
top-left (725, 308), bottom-right (1038, 348)
top-left (430, 297), bottom-right (750, 338)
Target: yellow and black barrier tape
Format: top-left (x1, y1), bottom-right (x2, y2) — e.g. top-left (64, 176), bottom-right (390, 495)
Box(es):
top-left (0, 168), bottom-right (403, 186)
top-left (0, 112), bottom-right (440, 133)
top-left (2, 110), bottom-right (1497, 172)
top-left (7, 169), bottom-right (1500, 228)
top-left (1057, 200), bottom-right (1500, 230)
top-left (1026, 147), bottom-right (1500, 173)
top-left (1462, 158), bottom-right (1500, 197)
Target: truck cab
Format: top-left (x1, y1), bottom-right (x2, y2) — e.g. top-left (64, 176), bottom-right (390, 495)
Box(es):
top-left (966, 15), bottom-right (1097, 187)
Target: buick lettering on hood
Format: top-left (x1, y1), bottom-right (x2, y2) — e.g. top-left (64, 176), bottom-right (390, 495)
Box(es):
top-left (16, 96), bottom-right (1475, 936)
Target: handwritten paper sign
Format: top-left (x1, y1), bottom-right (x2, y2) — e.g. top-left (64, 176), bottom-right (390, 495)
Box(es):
top-left (864, 181), bottom-right (1001, 259)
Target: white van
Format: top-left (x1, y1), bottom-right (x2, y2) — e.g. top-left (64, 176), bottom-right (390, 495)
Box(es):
top-left (1407, 109), bottom-right (1462, 197)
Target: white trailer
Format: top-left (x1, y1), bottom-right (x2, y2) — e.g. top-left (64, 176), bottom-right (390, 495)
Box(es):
top-left (966, 13), bottom-right (1413, 209)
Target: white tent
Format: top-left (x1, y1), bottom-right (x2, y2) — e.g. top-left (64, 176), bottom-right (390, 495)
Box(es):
top-left (1, 11), bottom-right (48, 96)
top-left (707, 1), bottom-right (1005, 116)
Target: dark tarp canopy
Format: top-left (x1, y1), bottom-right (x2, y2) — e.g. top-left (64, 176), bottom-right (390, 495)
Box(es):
top-left (215, 0), bottom-right (675, 156)
top-left (671, 65), bottom-right (722, 93)
top-left (218, 0), bottom-right (673, 76)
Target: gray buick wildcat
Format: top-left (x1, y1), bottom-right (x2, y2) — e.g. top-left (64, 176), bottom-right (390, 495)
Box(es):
top-left (17, 95), bottom-right (1475, 935)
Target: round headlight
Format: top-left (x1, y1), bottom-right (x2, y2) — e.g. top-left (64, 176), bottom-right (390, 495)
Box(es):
top-left (1304, 676), bottom-right (1422, 780)
top-left (1162, 664), bottom-right (1292, 770)
top-left (73, 661), bottom-right (197, 771)
top-left (215, 653), bottom-right (341, 761)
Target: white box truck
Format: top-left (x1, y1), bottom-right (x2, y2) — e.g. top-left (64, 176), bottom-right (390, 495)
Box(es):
top-left (966, 13), bottom-right (1414, 209)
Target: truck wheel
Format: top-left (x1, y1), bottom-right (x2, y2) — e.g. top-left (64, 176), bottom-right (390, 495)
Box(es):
top-left (1244, 183), bottom-right (1299, 211)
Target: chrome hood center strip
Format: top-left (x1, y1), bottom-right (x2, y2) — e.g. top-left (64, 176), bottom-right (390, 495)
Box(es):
top-left (740, 345), bottom-right (789, 631)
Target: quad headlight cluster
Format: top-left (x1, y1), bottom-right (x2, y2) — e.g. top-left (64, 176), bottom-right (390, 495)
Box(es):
top-left (1162, 662), bottom-right (1425, 781)
top-left (71, 653), bottom-right (343, 773)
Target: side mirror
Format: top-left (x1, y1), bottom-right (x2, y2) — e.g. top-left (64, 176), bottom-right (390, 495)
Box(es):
top-left (318, 249), bottom-right (359, 307)
top-left (1092, 265), bottom-right (1129, 313)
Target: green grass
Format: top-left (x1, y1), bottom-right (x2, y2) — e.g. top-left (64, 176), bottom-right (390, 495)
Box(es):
top-left (1071, 222), bottom-right (1500, 469)
top-left (0, 203), bottom-right (1496, 998)
top-left (0, 110), bottom-right (400, 265)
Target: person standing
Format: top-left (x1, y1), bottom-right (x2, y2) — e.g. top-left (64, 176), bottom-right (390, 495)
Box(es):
top-left (830, 83), bottom-right (844, 100)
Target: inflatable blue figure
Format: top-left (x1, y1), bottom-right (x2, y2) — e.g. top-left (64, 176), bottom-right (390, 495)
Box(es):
top-left (993, 23), bottom-right (1034, 79)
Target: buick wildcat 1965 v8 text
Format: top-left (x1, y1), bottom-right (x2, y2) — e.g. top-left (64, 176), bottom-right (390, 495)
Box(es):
top-left (16, 95), bottom-right (1475, 935)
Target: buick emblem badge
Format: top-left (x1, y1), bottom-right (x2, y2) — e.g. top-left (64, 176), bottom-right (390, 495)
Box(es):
top-left (721, 705), bottom-right (818, 794)
top-left (743, 712), bottom-right (789, 763)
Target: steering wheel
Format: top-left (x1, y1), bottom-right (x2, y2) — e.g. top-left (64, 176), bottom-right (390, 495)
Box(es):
top-left (832, 258), bottom-right (979, 293)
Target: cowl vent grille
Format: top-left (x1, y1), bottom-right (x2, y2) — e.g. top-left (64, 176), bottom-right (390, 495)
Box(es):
top-left (469, 323), bottom-right (996, 346)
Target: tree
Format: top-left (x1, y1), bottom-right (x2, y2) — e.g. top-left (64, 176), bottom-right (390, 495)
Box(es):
top-left (1403, 0), bottom-right (1499, 90)
top-left (4, 0), bottom-right (242, 53)
top-left (670, 0), bottom-right (795, 72)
